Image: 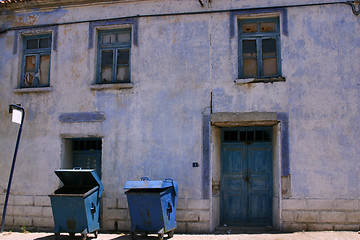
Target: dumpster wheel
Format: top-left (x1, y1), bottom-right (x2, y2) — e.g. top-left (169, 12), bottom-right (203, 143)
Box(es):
top-left (81, 233), bottom-right (87, 240)
top-left (168, 230), bottom-right (174, 238)
top-left (158, 232), bottom-right (164, 240)
top-left (54, 233), bottom-right (60, 240)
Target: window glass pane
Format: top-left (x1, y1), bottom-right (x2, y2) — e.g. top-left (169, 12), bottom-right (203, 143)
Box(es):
top-left (79, 141), bottom-right (85, 150)
top-left (240, 131), bottom-right (247, 141)
top-left (242, 23), bottom-right (258, 33)
top-left (25, 55), bottom-right (36, 71)
top-left (101, 50), bottom-right (113, 66)
top-left (24, 72), bottom-right (35, 86)
top-left (101, 67), bottom-right (112, 82)
top-left (264, 130), bottom-right (271, 141)
top-left (74, 140), bottom-right (79, 151)
top-left (24, 55), bottom-right (36, 85)
top-left (256, 130), bottom-right (263, 141)
top-left (39, 55), bottom-right (50, 85)
top-left (262, 39), bottom-right (277, 57)
top-left (260, 22), bottom-right (276, 32)
top-left (88, 140), bottom-right (95, 150)
top-left (39, 37), bottom-right (51, 48)
top-left (86, 140), bottom-right (102, 151)
top-left (243, 59), bottom-right (257, 77)
top-left (101, 50), bottom-right (113, 82)
top-left (224, 131), bottom-right (238, 142)
top-left (117, 49), bottom-right (129, 65)
top-left (26, 39), bottom-right (38, 50)
top-left (116, 66), bottom-right (129, 82)
top-left (263, 57), bottom-right (277, 76)
top-left (117, 32), bottom-right (131, 43)
top-left (102, 34), bottom-right (116, 44)
top-left (247, 131), bottom-right (254, 141)
top-left (242, 40), bottom-right (257, 57)
top-left (262, 39), bottom-right (277, 76)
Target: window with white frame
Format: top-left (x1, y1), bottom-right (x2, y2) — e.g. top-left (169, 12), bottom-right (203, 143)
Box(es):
top-left (97, 28), bottom-right (131, 83)
top-left (238, 17), bottom-right (281, 79)
top-left (21, 34), bottom-right (52, 87)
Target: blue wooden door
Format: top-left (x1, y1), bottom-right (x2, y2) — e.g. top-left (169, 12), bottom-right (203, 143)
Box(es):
top-left (72, 138), bottom-right (102, 178)
top-left (73, 152), bottom-right (102, 178)
top-left (221, 128), bottom-right (273, 226)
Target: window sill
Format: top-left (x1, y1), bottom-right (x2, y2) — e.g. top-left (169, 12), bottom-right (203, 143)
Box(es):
top-left (13, 87), bottom-right (53, 93)
top-left (234, 77), bottom-right (286, 85)
top-left (90, 83), bottom-right (134, 90)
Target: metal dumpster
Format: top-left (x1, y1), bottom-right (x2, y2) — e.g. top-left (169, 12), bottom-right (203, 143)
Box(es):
top-left (49, 169), bottom-right (104, 240)
top-left (124, 177), bottom-right (178, 240)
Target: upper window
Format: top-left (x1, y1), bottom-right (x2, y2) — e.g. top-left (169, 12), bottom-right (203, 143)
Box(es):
top-left (21, 34), bottom-right (52, 88)
top-left (238, 18), bottom-right (281, 79)
top-left (97, 28), bottom-right (131, 84)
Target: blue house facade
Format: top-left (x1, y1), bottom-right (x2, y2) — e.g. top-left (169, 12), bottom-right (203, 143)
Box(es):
top-left (0, 0), bottom-right (359, 233)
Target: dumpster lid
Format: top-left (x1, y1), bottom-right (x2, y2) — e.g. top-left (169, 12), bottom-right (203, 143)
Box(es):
top-left (54, 169), bottom-right (104, 197)
top-left (124, 177), bottom-right (178, 195)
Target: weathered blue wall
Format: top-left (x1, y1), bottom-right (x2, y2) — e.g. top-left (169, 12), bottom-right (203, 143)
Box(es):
top-left (285, 5), bottom-right (360, 198)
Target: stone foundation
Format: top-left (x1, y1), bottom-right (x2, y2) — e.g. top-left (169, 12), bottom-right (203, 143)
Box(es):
top-left (281, 198), bottom-right (360, 231)
top-left (0, 194), bottom-right (53, 232)
top-left (102, 197), bottom-right (210, 233)
top-left (3, 194), bottom-right (360, 233)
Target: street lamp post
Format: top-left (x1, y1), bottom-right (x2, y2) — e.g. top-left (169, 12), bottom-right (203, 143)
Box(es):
top-left (1, 104), bottom-right (25, 233)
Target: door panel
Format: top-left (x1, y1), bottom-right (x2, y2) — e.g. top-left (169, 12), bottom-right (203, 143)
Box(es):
top-left (221, 128), bottom-right (273, 226)
top-left (223, 192), bottom-right (247, 223)
top-left (72, 138), bottom-right (102, 178)
top-left (73, 152), bottom-right (102, 178)
top-left (221, 144), bottom-right (247, 224)
top-left (249, 193), bottom-right (269, 223)
top-left (223, 147), bottom-right (246, 173)
top-left (248, 143), bottom-right (272, 225)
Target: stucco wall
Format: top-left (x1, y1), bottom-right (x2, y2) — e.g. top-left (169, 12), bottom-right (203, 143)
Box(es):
top-left (286, 5), bottom-right (360, 199)
top-left (0, 0), bottom-right (359, 233)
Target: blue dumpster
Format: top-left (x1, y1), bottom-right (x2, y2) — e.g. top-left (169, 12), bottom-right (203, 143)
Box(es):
top-left (124, 177), bottom-right (178, 240)
top-left (49, 169), bottom-right (104, 240)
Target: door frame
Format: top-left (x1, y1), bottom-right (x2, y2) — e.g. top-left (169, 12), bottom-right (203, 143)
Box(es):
top-left (209, 112), bottom-right (282, 232)
top-left (220, 127), bottom-right (273, 226)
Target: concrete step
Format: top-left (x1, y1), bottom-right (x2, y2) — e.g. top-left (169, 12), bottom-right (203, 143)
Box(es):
top-left (215, 226), bottom-right (278, 234)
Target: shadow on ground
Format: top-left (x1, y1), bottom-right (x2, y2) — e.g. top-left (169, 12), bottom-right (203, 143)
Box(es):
top-left (33, 233), bottom-right (169, 240)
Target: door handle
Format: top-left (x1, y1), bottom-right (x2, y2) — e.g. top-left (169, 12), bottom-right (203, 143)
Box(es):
top-left (167, 202), bottom-right (173, 213)
top-left (167, 202), bottom-right (173, 220)
top-left (244, 175), bottom-right (250, 183)
top-left (91, 202), bottom-right (96, 214)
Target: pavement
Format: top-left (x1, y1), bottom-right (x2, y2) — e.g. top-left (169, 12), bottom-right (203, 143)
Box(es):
top-left (0, 231), bottom-right (360, 240)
